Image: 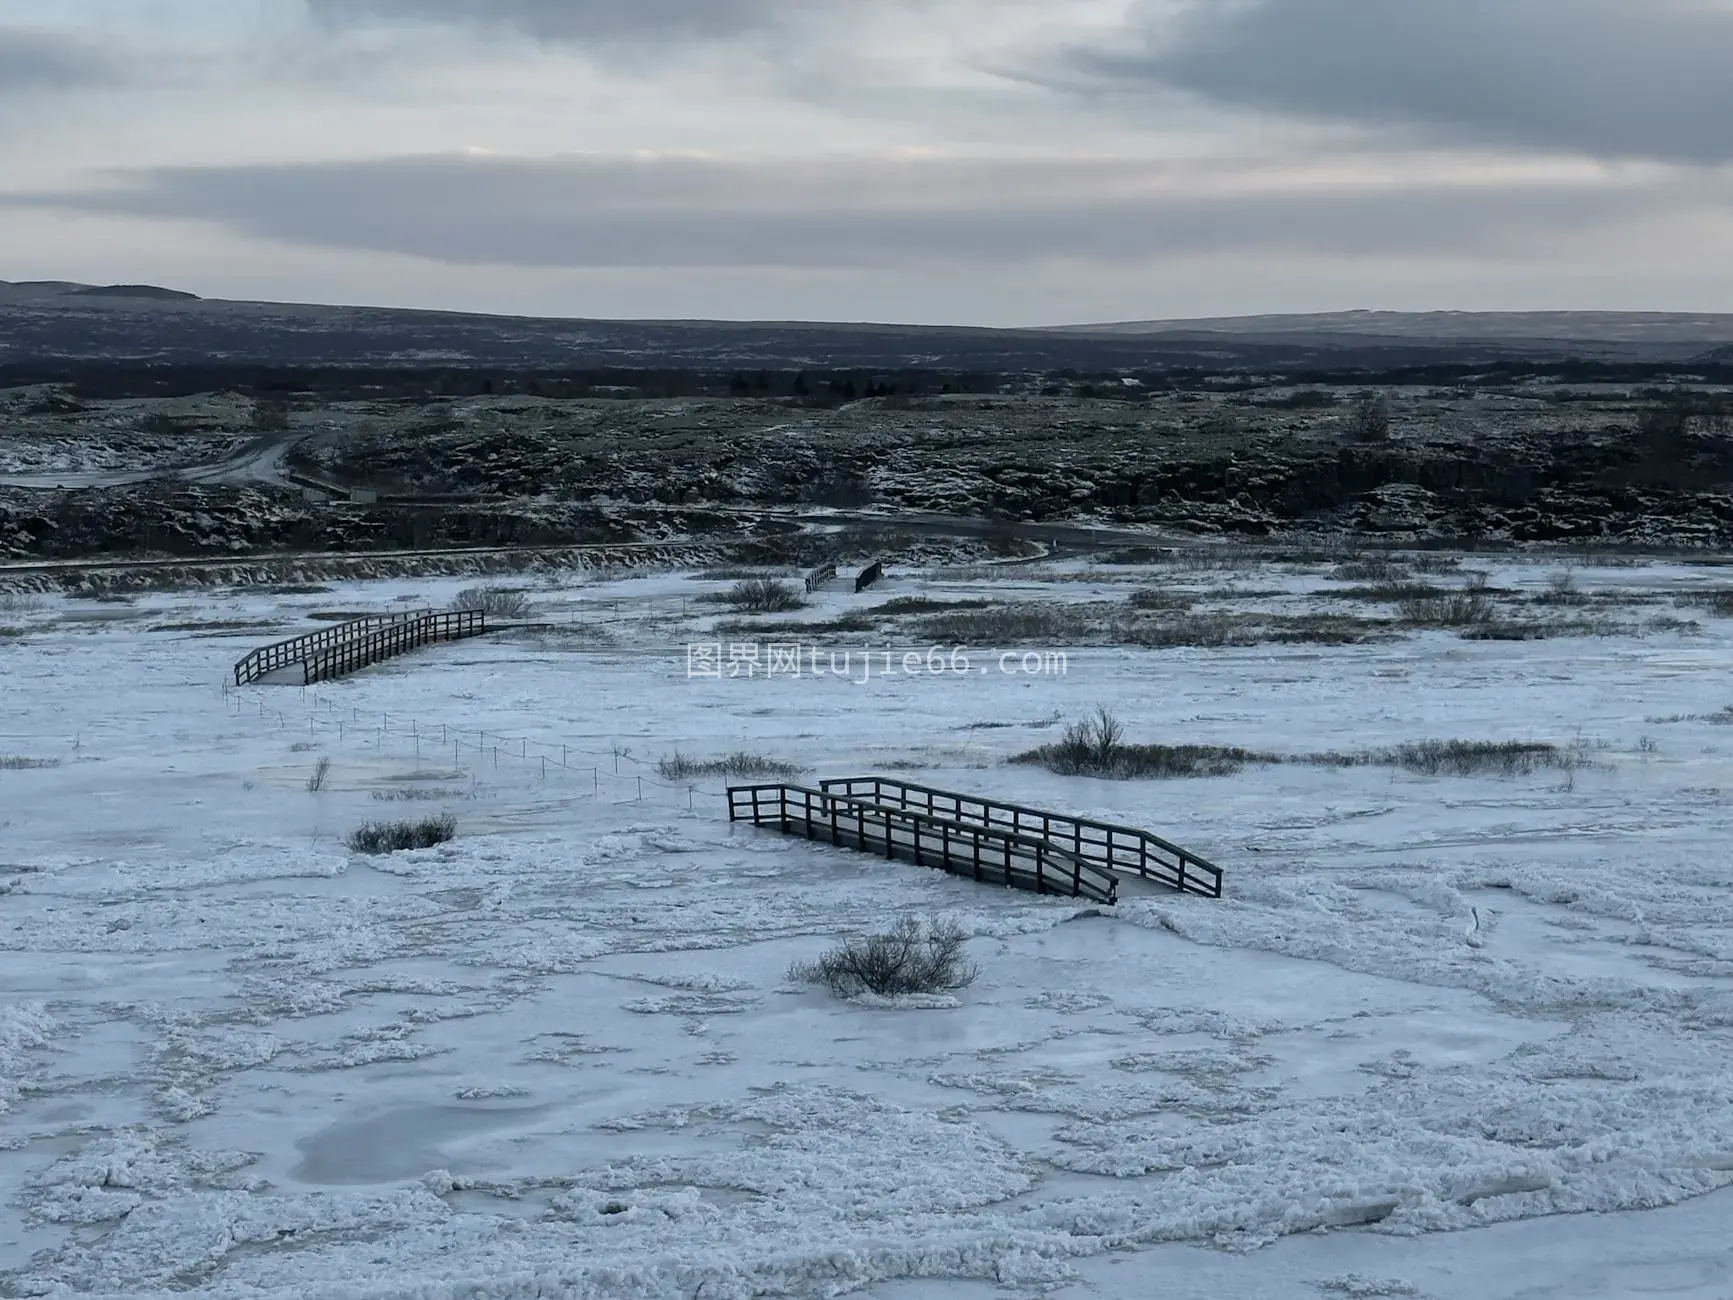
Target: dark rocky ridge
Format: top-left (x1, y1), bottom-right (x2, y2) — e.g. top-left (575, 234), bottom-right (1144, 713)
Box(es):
top-left (6, 285), bottom-right (1733, 566)
top-left (8, 281), bottom-right (1733, 372)
top-left (5, 382), bottom-right (1733, 562)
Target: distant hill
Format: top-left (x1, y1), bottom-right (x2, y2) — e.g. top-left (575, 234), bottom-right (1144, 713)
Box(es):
top-left (2, 281), bottom-right (1732, 372)
top-left (1055, 309), bottom-right (1733, 348)
top-left (72, 284), bottom-right (201, 302)
top-left (3, 280), bottom-right (199, 302)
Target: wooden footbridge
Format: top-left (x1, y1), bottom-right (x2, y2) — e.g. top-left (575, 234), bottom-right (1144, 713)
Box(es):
top-left (233, 608), bottom-right (488, 685)
top-left (727, 775), bottom-right (1224, 903)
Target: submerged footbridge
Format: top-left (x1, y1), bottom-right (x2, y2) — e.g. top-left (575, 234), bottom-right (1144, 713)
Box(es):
top-left (728, 775), bottom-right (1224, 903)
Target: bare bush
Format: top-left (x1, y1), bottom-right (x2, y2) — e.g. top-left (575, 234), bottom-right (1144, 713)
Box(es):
top-left (1013, 707), bottom-right (1273, 779)
top-left (1678, 588), bottom-right (1733, 617)
top-left (1535, 571), bottom-right (1587, 606)
top-left (1460, 617), bottom-right (1633, 641)
top-left (1349, 393), bottom-right (1393, 441)
top-left (1306, 739), bottom-right (1579, 777)
top-left (305, 756), bottom-right (332, 792)
top-left (918, 604), bottom-right (1074, 642)
top-left (1409, 553), bottom-right (1462, 574)
top-left (1125, 587), bottom-right (1194, 611)
top-left (789, 917), bottom-right (978, 998)
top-left (657, 751), bottom-right (802, 781)
top-left (452, 586), bottom-right (533, 619)
top-left (0, 756), bottom-right (60, 770)
top-left (346, 813), bottom-right (457, 854)
top-left (1398, 591), bottom-right (1496, 627)
top-left (715, 578), bottom-right (806, 613)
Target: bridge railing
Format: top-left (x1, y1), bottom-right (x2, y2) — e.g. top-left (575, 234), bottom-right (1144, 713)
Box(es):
top-left (233, 611), bottom-right (421, 685)
top-left (728, 783), bottom-right (1117, 904)
top-left (820, 775), bottom-right (1224, 898)
top-left (302, 609), bottom-right (486, 684)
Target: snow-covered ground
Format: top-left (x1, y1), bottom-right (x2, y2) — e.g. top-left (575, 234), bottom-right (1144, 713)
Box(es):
top-left (2, 559), bottom-right (1732, 1298)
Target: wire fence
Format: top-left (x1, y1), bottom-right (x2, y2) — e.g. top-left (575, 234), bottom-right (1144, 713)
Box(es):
top-left (219, 681), bottom-right (735, 810)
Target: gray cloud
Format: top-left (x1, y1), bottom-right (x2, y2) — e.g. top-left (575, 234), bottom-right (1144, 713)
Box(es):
top-left (0, 26), bottom-right (114, 95)
top-left (303, 0), bottom-right (786, 42)
top-left (1071, 0), bottom-right (1733, 164)
top-left (8, 153), bottom-right (1724, 270)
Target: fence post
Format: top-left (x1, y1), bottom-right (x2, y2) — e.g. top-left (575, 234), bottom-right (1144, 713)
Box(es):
top-left (637, 776), bottom-right (643, 801)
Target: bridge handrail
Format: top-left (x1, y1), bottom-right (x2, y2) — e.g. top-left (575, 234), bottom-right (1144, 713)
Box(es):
top-left (728, 783), bottom-right (1117, 904)
top-left (233, 610), bottom-right (424, 685)
top-left (820, 775), bottom-right (1224, 898)
top-left (301, 609), bottom-right (486, 685)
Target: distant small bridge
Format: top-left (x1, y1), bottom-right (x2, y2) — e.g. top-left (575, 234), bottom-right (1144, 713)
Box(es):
top-left (804, 562), bottom-right (837, 594)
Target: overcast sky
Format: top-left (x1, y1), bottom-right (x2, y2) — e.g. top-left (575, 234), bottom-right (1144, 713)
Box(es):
top-left (2, 0), bottom-right (1731, 325)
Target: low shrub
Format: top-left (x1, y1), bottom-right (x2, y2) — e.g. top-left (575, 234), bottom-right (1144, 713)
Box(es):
top-left (1398, 591), bottom-right (1497, 626)
top-left (790, 917), bottom-right (978, 997)
top-left (713, 578), bottom-right (806, 613)
top-left (1306, 739), bottom-right (1576, 777)
top-left (1125, 587), bottom-right (1194, 612)
top-left (346, 813), bottom-right (457, 854)
top-left (1534, 571), bottom-right (1588, 606)
top-left (917, 605), bottom-right (1076, 642)
top-left (1012, 707), bottom-right (1274, 779)
top-left (657, 751), bottom-right (802, 781)
top-left (1679, 588), bottom-right (1733, 617)
top-left (451, 586), bottom-right (533, 619)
